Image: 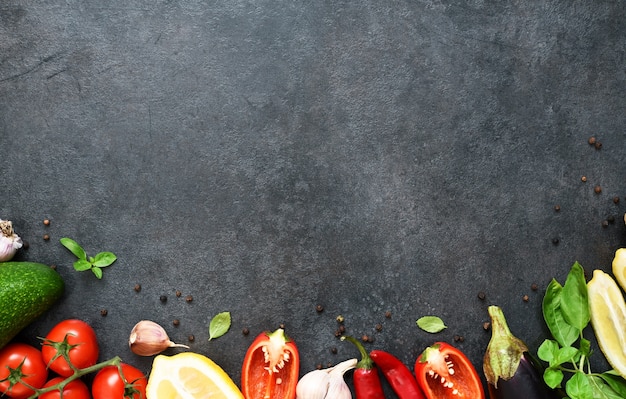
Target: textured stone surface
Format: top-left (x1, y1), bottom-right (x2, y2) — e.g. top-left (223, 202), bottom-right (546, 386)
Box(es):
top-left (1, 1), bottom-right (625, 395)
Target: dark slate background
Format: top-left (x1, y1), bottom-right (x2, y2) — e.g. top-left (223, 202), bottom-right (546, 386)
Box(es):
top-left (1, 1), bottom-right (625, 396)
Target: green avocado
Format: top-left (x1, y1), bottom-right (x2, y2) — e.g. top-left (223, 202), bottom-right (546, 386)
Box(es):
top-left (0, 262), bottom-right (65, 349)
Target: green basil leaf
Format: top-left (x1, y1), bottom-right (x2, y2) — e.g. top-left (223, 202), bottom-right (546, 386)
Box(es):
top-left (60, 237), bottom-right (87, 260)
top-left (73, 259), bottom-right (92, 271)
top-left (555, 346), bottom-right (579, 364)
top-left (537, 339), bottom-right (559, 364)
top-left (208, 312), bottom-right (231, 340)
top-left (91, 267), bottom-right (103, 279)
top-left (560, 262), bottom-right (590, 331)
top-left (543, 278), bottom-right (579, 347)
top-left (416, 316), bottom-right (447, 333)
top-left (599, 371), bottom-right (626, 397)
top-left (93, 252), bottom-right (117, 267)
top-left (578, 337), bottom-right (591, 359)
top-left (543, 367), bottom-right (564, 389)
top-left (588, 375), bottom-right (623, 399)
top-left (566, 371), bottom-right (593, 399)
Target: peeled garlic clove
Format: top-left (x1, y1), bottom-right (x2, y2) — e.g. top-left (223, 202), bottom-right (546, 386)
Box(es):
top-left (129, 320), bottom-right (189, 356)
top-left (0, 219), bottom-right (22, 262)
top-left (296, 369), bottom-right (330, 399)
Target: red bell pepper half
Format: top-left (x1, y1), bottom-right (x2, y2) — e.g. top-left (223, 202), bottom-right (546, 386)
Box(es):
top-left (241, 328), bottom-right (300, 399)
top-left (415, 342), bottom-right (485, 399)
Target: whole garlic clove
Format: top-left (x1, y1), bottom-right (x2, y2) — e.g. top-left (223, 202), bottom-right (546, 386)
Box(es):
top-left (0, 219), bottom-right (22, 262)
top-left (295, 358), bottom-right (357, 399)
top-left (325, 359), bottom-right (357, 399)
top-left (129, 320), bottom-right (189, 356)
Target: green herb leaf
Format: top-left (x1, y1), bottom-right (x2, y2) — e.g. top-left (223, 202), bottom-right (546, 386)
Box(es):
top-left (543, 367), bottom-right (564, 389)
top-left (542, 278), bottom-right (579, 347)
top-left (600, 371), bottom-right (626, 397)
top-left (60, 237), bottom-right (87, 260)
top-left (208, 312), bottom-right (231, 340)
top-left (566, 372), bottom-right (593, 399)
top-left (588, 375), bottom-right (623, 399)
top-left (73, 259), bottom-right (92, 271)
top-left (93, 252), bottom-right (117, 267)
top-left (91, 267), bottom-right (103, 279)
top-left (416, 316), bottom-right (447, 333)
top-left (555, 346), bottom-right (579, 365)
top-left (560, 262), bottom-right (590, 331)
top-left (537, 339), bottom-right (559, 364)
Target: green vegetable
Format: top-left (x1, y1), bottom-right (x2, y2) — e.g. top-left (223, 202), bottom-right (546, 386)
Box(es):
top-left (537, 262), bottom-right (626, 398)
top-left (416, 315), bottom-right (447, 333)
top-left (208, 312), bottom-right (231, 340)
top-left (60, 237), bottom-right (117, 279)
top-left (0, 262), bottom-right (65, 349)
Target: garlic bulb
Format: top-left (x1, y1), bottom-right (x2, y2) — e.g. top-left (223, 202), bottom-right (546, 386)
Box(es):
top-left (129, 320), bottom-right (189, 356)
top-left (296, 358), bottom-right (357, 399)
top-left (0, 219), bottom-right (22, 262)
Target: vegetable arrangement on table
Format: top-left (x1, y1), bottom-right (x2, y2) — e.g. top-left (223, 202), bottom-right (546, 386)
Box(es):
top-left (2, 219), bottom-right (626, 399)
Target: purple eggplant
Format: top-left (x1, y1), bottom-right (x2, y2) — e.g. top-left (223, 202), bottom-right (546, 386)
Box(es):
top-left (483, 306), bottom-right (561, 399)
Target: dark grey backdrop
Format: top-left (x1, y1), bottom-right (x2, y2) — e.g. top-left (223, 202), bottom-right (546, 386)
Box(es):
top-left (2, 1), bottom-right (625, 396)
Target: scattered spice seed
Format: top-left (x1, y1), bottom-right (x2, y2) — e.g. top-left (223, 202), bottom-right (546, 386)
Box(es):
top-left (595, 185), bottom-right (602, 194)
top-left (453, 335), bottom-right (464, 342)
top-left (160, 295), bottom-right (167, 303)
top-left (49, 265), bottom-right (57, 270)
top-left (581, 176), bottom-right (587, 182)
top-left (315, 304), bottom-right (324, 313)
top-left (316, 364), bottom-right (323, 370)
top-left (608, 215), bottom-right (616, 224)
top-left (188, 335), bottom-right (195, 342)
top-left (595, 141), bottom-right (602, 150)
top-left (523, 294), bottom-right (530, 302)
top-left (279, 323), bottom-right (285, 329)
top-left (43, 219), bottom-right (50, 226)
top-left (330, 347), bottom-right (337, 354)
top-left (172, 319), bottom-right (180, 326)
top-left (384, 310), bottom-right (392, 319)
top-left (338, 325), bottom-right (346, 334)
top-left (100, 309), bottom-right (108, 317)
top-left (531, 283), bottom-right (538, 291)
top-left (334, 329), bottom-right (342, 337)
top-left (134, 284), bottom-right (141, 292)
top-left (483, 322), bottom-right (491, 330)
top-left (602, 220), bottom-right (609, 228)
top-left (242, 328), bottom-right (250, 336)
top-left (175, 290), bottom-right (182, 297)
top-left (477, 291), bottom-right (486, 300)
top-left (554, 205), bottom-right (561, 212)
top-left (588, 136), bottom-right (596, 145)
top-left (336, 315), bottom-right (345, 323)
top-left (43, 234), bottom-right (50, 241)
top-left (552, 237), bottom-right (560, 245)
top-left (375, 323), bottom-right (383, 332)
top-left (614, 196), bottom-right (620, 204)
top-left (185, 295), bottom-right (193, 303)
top-left (22, 241), bottom-right (29, 250)
top-left (361, 334), bottom-right (369, 343)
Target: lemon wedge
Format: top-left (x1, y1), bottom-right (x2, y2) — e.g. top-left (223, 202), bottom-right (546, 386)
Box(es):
top-left (146, 352), bottom-right (244, 399)
top-left (611, 248), bottom-right (626, 292)
top-left (588, 269), bottom-right (626, 378)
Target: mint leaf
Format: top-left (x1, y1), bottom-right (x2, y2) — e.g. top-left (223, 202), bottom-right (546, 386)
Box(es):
top-left (60, 237), bottom-right (87, 260)
top-left (416, 316), bottom-right (447, 333)
top-left (208, 312), bottom-right (231, 340)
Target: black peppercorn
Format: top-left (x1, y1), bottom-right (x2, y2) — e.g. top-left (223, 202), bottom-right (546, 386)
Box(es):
top-left (160, 295), bottom-right (167, 303)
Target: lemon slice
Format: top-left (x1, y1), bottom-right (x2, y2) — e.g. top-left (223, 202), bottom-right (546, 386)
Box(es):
top-left (612, 248), bottom-right (626, 292)
top-left (146, 352), bottom-right (244, 399)
top-left (588, 269), bottom-right (626, 378)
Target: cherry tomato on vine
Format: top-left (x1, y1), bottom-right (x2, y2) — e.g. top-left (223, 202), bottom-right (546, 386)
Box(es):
top-left (42, 319), bottom-right (99, 377)
top-left (92, 364), bottom-right (147, 399)
top-left (40, 377), bottom-right (91, 399)
top-left (0, 343), bottom-right (48, 399)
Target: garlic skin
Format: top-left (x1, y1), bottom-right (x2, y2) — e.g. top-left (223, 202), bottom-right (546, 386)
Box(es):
top-left (0, 219), bottom-right (22, 262)
top-left (129, 320), bottom-right (189, 356)
top-left (296, 358), bottom-right (357, 399)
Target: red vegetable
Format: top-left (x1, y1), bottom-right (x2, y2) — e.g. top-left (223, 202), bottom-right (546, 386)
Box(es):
top-left (241, 328), bottom-right (299, 399)
top-left (370, 350), bottom-right (425, 399)
top-left (342, 336), bottom-right (385, 399)
top-left (42, 319), bottom-right (99, 377)
top-left (41, 377), bottom-right (91, 399)
top-left (91, 363), bottom-right (147, 399)
top-left (0, 343), bottom-right (48, 399)
top-left (414, 342), bottom-right (485, 399)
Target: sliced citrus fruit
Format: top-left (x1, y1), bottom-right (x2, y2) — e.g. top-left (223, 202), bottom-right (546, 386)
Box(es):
top-left (146, 352), bottom-right (244, 399)
top-left (611, 248), bottom-right (626, 292)
top-left (588, 269), bottom-right (626, 379)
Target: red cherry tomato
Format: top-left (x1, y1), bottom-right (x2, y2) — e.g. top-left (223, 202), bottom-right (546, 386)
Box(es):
top-left (92, 364), bottom-right (147, 399)
top-left (40, 377), bottom-right (91, 399)
top-left (42, 319), bottom-right (99, 377)
top-left (0, 343), bottom-right (48, 399)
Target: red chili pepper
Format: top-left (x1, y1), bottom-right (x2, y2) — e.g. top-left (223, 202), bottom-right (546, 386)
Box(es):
top-left (414, 342), bottom-right (485, 399)
top-left (370, 350), bottom-right (425, 399)
top-left (241, 328), bottom-right (299, 399)
top-left (342, 336), bottom-right (386, 399)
